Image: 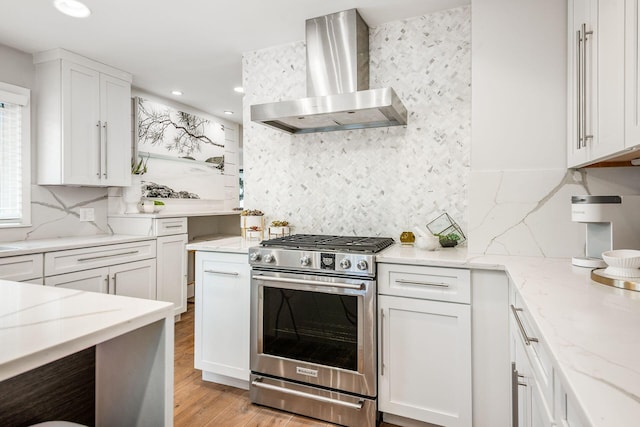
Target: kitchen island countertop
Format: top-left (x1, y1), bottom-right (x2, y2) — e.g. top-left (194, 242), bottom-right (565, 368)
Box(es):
top-left (378, 244), bottom-right (640, 427)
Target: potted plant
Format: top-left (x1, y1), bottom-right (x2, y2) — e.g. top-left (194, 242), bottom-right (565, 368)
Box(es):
top-left (437, 232), bottom-right (461, 248)
top-left (269, 220), bottom-right (290, 237)
top-left (123, 155), bottom-right (149, 214)
top-left (241, 209), bottom-right (264, 238)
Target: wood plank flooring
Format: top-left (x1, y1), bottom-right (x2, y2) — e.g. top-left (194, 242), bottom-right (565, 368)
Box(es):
top-left (174, 301), bottom-right (397, 427)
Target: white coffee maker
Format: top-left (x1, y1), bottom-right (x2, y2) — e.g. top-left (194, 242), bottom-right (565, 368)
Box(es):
top-left (571, 195), bottom-right (640, 267)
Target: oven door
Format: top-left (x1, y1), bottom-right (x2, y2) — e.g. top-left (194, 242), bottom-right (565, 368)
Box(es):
top-left (250, 270), bottom-right (376, 397)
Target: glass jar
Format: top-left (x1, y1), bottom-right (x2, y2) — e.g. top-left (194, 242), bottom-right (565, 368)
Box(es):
top-left (399, 231), bottom-right (415, 245)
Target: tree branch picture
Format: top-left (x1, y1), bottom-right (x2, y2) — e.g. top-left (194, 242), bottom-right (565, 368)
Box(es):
top-left (136, 97), bottom-right (225, 169)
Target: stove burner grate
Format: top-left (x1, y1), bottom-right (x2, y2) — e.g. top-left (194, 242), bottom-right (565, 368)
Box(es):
top-left (260, 234), bottom-right (395, 253)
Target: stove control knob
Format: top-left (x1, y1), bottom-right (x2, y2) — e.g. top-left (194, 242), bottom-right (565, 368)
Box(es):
top-left (356, 260), bottom-right (368, 271)
top-left (249, 252), bottom-right (261, 262)
top-left (339, 259), bottom-right (351, 269)
top-left (263, 253), bottom-right (275, 263)
top-left (300, 256), bottom-right (311, 266)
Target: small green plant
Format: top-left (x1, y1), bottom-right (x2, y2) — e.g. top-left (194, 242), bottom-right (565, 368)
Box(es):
top-left (436, 232), bottom-right (461, 247)
top-left (153, 200), bottom-right (165, 206)
top-left (131, 154), bottom-right (149, 175)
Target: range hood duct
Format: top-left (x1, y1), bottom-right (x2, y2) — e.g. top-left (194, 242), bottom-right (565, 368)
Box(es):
top-left (250, 9), bottom-right (408, 134)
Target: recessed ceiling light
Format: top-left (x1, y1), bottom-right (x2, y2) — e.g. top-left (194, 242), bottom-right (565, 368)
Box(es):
top-left (224, 111), bottom-right (234, 115)
top-left (233, 87), bottom-right (244, 93)
top-left (53, 0), bottom-right (91, 18)
top-left (171, 90), bottom-right (183, 96)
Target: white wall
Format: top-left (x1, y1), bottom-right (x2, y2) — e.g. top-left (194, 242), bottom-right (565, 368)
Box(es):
top-left (243, 7), bottom-right (471, 238)
top-left (470, 0), bottom-right (640, 257)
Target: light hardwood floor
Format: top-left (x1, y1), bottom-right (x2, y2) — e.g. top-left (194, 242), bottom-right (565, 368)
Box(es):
top-left (174, 301), bottom-right (397, 427)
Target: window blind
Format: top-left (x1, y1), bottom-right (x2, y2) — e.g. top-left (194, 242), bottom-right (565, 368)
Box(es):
top-left (0, 98), bottom-right (23, 221)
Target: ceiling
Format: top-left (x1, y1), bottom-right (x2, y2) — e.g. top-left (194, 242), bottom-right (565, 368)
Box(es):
top-left (0, 0), bottom-right (469, 124)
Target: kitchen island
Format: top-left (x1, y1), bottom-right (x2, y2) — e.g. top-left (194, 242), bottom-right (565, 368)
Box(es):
top-left (0, 280), bottom-right (174, 426)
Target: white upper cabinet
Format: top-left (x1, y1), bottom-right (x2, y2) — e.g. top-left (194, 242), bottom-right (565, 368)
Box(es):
top-left (568, 0), bottom-right (640, 167)
top-left (34, 49), bottom-right (132, 186)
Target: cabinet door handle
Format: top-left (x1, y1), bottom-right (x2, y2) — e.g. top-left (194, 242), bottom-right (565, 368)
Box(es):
top-left (112, 274), bottom-right (117, 294)
top-left (395, 278), bottom-right (449, 288)
top-left (104, 276), bottom-right (109, 293)
top-left (96, 120), bottom-right (102, 177)
top-left (581, 23), bottom-right (593, 147)
top-left (576, 29), bottom-right (582, 149)
top-left (77, 250), bottom-right (139, 262)
top-left (510, 304), bottom-right (539, 345)
top-left (380, 308), bottom-right (385, 376)
top-left (205, 269), bottom-right (239, 276)
top-left (103, 121), bottom-right (108, 179)
top-left (512, 363), bottom-right (519, 427)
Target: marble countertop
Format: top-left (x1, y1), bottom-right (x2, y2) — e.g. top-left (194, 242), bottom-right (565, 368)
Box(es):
top-left (0, 280), bottom-right (173, 382)
top-left (0, 234), bottom-right (156, 258)
top-left (108, 210), bottom-right (241, 219)
top-left (186, 235), bottom-right (257, 254)
top-left (378, 244), bottom-right (640, 427)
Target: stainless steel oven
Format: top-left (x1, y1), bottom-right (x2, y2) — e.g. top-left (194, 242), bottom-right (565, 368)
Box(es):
top-left (249, 235), bottom-right (394, 427)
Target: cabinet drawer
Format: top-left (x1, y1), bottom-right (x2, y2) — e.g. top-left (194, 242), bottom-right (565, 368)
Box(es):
top-left (510, 292), bottom-right (554, 412)
top-left (378, 263), bottom-right (470, 304)
top-left (45, 240), bottom-right (156, 276)
top-left (154, 217), bottom-right (188, 236)
top-left (0, 254), bottom-right (44, 282)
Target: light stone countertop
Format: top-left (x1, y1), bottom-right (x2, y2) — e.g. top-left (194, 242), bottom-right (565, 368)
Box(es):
top-left (0, 280), bottom-right (173, 382)
top-left (108, 210), bottom-right (241, 219)
top-left (0, 234), bottom-right (157, 258)
top-left (378, 244), bottom-right (640, 427)
top-left (186, 235), bottom-right (258, 254)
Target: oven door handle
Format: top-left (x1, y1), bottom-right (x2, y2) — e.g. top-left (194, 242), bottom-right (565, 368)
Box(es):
top-left (252, 275), bottom-right (365, 291)
top-left (251, 378), bottom-right (364, 410)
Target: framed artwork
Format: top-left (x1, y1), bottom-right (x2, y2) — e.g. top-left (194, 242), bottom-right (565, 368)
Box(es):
top-left (135, 97), bottom-right (225, 169)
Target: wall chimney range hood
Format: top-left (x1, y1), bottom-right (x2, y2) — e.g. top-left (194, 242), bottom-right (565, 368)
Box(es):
top-left (250, 9), bottom-right (408, 134)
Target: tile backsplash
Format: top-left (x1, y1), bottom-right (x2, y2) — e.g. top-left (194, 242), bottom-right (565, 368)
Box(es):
top-left (243, 7), bottom-right (471, 238)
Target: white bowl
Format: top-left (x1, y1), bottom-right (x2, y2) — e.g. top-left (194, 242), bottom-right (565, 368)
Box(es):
top-left (601, 249), bottom-right (640, 269)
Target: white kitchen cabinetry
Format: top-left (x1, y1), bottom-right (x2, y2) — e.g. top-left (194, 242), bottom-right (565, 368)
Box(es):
top-left (0, 254), bottom-right (43, 283)
top-left (34, 48), bottom-right (132, 186)
top-left (108, 216), bottom-right (188, 317)
top-left (43, 240), bottom-right (157, 300)
top-left (194, 250), bottom-right (250, 389)
top-left (567, 0), bottom-right (640, 167)
top-left (510, 283), bottom-right (554, 427)
top-left (378, 263), bottom-right (472, 427)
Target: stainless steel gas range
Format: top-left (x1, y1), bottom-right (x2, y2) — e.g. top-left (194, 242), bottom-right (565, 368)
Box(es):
top-left (248, 234), bottom-right (395, 427)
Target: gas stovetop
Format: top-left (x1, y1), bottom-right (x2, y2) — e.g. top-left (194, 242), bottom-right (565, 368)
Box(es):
top-left (260, 234), bottom-right (395, 254)
top-left (250, 234), bottom-right (395, 277)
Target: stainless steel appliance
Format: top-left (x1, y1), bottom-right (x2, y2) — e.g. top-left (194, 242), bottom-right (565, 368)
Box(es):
top-left (250, 9), bottom-right (407, 134)
top-left (571, 195), bottom-right (640, 267)
top-left (249, 234), bottom-right (394, 427)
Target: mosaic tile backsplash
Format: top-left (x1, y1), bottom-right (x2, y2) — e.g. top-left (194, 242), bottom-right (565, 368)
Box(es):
top-left (243, 7), bottom-right (471, 239)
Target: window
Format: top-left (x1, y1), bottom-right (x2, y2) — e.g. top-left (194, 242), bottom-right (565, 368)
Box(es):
top-left (0, 82), bottom-right (30, 227)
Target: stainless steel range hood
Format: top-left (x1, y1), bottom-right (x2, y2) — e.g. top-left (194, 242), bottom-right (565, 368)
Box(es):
top-left (250, 9), bottom-right (408, 134)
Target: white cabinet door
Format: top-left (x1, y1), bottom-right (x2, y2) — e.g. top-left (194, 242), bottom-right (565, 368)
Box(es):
top-left (45, 267), bottom-right (109, 292)
top-left (109, 259), bottom-right (156, 299)
top-left (156, 234), bottom-right (187, 316)
top-left (379, 294), bottom-right (472, 427)
top-left (99, 73), bottom-right (131, 186)
top-left (63, 61), bottom-right (101, 185)
top-left (625, 0), bottom-right (640, 148)
top-left (194, 251), bottom-right (250, 383)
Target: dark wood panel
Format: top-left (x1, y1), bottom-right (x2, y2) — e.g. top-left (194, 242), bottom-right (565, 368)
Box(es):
top-left (0, 346), bottom-right (95, 427)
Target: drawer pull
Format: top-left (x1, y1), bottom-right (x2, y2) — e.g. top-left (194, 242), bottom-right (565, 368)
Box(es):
top-left (77, 250), bottom-right (139, 262)
top-left (395, 278), bottom-right (449, 288)
top-left (205, 269), bottom-right (239, 276)
top-left (510, 304), bottom-right (539, 345)
top-left (164, 225), bottom-right (184, 229)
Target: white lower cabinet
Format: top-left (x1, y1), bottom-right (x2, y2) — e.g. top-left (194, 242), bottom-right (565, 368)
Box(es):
top-left (194, 251), bottom-right (250, 388)
top-left (156, 234), bottom-right (188, 316)
top-left (378, 263), bottom-right (472, 427)
top-left (44, 259), bottom-right (156, 299)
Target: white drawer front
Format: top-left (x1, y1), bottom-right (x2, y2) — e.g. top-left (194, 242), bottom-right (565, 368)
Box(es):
top-left (0, 254), bottom-right (44, 282)
top-left (154, 217), bottom-right (188, 236)
top-left (511, 293), bottom-right (554, 411)
top-left (44, 240), bottom-right (156, 276)
top-left (378, 263), bottom-right (470, 304)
